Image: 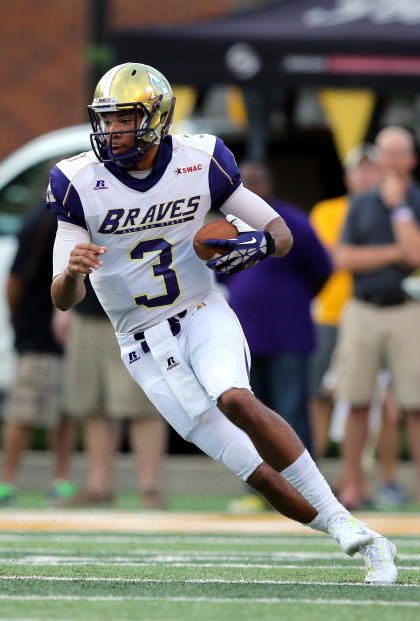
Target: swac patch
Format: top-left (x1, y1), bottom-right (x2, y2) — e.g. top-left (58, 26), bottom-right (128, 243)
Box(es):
top-left (175, 164), bottom-right (203, 175)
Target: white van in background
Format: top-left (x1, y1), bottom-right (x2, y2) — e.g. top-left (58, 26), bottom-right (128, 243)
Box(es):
top-left (0, 125), bottom-right (91, 394)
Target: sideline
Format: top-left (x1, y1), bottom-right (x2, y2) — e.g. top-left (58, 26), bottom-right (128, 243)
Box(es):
top-left (0, 510), bottom-right (418, 534)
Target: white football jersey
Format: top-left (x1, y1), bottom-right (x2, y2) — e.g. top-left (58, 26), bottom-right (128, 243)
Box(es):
top-left (48, 134), bottom-right (241, 335)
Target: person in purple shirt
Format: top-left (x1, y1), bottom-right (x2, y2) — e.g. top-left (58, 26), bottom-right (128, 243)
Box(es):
top-left (223, 161), bottom-right (332, 457)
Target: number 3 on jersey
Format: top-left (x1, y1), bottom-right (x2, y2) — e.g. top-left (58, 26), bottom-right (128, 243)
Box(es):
top-left (129, 238), bottom-right (181, 308)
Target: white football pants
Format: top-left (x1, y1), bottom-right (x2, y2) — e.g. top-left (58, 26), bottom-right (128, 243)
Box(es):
top-left (117, 290), bottom-right (263, 481)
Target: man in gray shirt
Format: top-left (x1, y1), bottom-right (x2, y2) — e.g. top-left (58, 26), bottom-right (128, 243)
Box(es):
top-left (334, 126), bottom-right (420, 510)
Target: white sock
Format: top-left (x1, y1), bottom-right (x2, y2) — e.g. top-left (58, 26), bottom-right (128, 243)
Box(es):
top-left (307, 513), bottom-right (328, 534)
top-left (280, 449), bottom-right (349, 532)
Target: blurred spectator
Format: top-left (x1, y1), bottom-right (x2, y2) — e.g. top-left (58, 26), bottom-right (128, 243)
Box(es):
top-left (311, 144), bottom-right (407, 507)
top-left (367, 372), bottom-right (406, 507)
top-left (53, 278), bottom-right (168, 509)
top-left (309, 143), bottom-right (380, 458)
top-left (333, 126), bottom-right (420, 509)
top-left (0, 205), bottom-right (75, 506)
top-left (224, 161), bottom-right (332, 512)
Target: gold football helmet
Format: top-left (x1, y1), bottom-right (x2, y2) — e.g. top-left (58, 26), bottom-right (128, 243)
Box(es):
top-left (88, 62), bottom-right (176, 166)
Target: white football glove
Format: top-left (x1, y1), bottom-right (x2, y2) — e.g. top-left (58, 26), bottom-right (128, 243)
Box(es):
top-left (205, 215), bottom-right (275, 274)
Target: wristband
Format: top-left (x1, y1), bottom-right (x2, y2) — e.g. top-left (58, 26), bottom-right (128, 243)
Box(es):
top-left (390, 206), bottom-right (414, 223)
top-left (264, 231), bottom-right (276, 256)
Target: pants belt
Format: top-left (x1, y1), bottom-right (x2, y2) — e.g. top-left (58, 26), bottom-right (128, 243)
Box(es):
top-left (355, 292), bottom-right (408, 307)
top-left (133, 309), bottom-right (187, 353)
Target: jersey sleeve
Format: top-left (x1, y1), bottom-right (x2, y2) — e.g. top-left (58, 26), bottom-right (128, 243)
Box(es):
top-left (209, 137), bottom-right (241, 211)
top-left (52, 220), bottom-right (90, 278)
top-left (46, 165), bottom-right (88, 230)
top-left (220, 185), bottom-right (279, 230)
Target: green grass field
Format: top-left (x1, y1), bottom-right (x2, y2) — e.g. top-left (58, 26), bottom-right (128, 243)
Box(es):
top-left (0, 524), bottom-right (418, 621)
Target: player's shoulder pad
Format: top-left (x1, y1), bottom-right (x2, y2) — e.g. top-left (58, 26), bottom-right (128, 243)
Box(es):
top-left (47, 151), bottom-right (98, 229)
top-left (171, 133), bottom-right (217, 157)
top-left (211, 136), bottom-right (239, 183)
top-left (55, 150), bottom-right (101, 195)
top-left (172, 133), bottom-right (239, 189)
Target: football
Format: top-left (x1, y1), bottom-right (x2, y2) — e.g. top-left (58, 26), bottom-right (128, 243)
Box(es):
top-left (193, 219), bottom-right (237, 261)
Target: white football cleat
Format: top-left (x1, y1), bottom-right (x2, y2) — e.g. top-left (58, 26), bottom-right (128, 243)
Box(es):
top-left (361, 536), bottom-right (398, 585)
top-left (328, 513), bottom-right (374, 556)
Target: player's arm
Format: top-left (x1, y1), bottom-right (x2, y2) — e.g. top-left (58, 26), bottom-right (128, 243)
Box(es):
top-left (205, 185), bottom-right (293, 274)
top-left (50, 221), bottom-right (107, 310)
top-left (51, 270), bottom-right (86, 311)
top-left (264, 216), bottom-right (293, 257)
top-left (51, 244), bottom-right (107, 310)
top-left (47, 165), bottom-right (107, 310)
top-left (207, 140), bottom-right (291, 272)
top-left (222, 186), bottom-right (293, 256)
top-left (221, 185), bottom-right (293, 256)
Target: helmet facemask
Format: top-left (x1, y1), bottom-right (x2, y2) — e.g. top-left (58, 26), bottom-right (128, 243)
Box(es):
top-left (87, 63), bottom-right (176, 168)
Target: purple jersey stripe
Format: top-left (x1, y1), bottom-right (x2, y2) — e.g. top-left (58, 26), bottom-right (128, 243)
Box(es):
top-left (209, 137), bottom-right (241, 211)
top-left (47, 165), bottom-right (88, 230)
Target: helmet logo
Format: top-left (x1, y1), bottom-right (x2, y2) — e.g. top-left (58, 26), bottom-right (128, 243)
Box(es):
top-left (144, 86), bottom-right (158, 101)
top-left (148, 71), bottom-right (170, 95)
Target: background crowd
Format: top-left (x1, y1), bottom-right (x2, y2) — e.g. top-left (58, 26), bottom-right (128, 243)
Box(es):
top-left (1, 124), bottom-right (419, 513)
top-left (0, 0), bottom-right (420, 513)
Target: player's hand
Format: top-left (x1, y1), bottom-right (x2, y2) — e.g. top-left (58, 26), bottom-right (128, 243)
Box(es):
top-left (205, 229), bottom-right (275, 274)
top-left (67, 243), bottom-right (107, 277)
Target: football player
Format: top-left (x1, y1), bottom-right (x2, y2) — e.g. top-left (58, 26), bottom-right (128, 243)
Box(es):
top-left (49, 62), bottom-right (397, 584)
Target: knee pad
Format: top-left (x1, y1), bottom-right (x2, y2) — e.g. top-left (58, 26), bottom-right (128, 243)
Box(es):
top-left (186, 407), bottom-right (262, 481)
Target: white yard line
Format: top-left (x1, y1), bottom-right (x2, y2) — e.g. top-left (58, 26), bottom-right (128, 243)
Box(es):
top-left (0, 548), bottom-right (418, 564)
top-left (0, 594), bottom-right (418, 606)
top-left (0, 551), bottom-right (362, 560)
top-left (0, 549), bottom-right (418, 561)
top-left (17, 552), bottom-right (420, 560)
top-left (0, 575), bottom-right (418, 587)
top-left (0, 533), bottom-right (418, 546)
top-left (0, 559), bottom-right (418, 570)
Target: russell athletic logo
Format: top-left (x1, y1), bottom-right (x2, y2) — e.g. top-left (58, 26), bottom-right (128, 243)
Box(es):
top-left (94, 179), bottom-right (109, 190)
top-left (167, 356), bottom-right (180, 370)
top-left (175, 164), bottom-right (203, 175)
top-left (128, 351), bottom-right (141, 364)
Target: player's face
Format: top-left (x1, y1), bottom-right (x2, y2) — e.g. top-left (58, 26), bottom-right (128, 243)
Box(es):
top-left (99, 110), bottom-right (142, 155)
